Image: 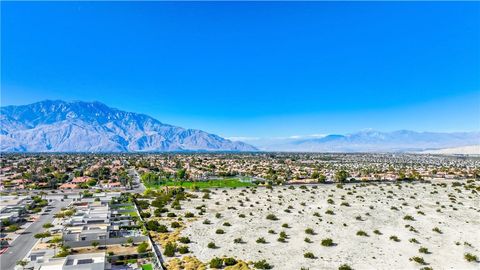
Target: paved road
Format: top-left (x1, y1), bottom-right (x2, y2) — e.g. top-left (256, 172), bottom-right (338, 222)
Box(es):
top-left (129, 168), bottom-right (146, 194)
top-left (1, 168), bottom-right (143, 269)
top-left (0, 199), bottom-right (70, 270)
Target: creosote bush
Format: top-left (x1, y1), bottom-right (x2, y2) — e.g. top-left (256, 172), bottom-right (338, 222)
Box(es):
top-left (410, 256), bottom-right (427, 265)
top-left (266, 214), bottom-right (278, 220)
top-left (325, 210), bottom-right (335, 215)
top-left (419, 247), bottom-right (430, 254)
top-left (178, 236), bottom-right (190, 244)
top-left (409, 238), bottom-right (420, 244)
top-left (234, 238), bottom-right (244, 244)
top-left (163, 242), bottom-right (176, 257)
top-left (157, 224), bottom-right (168, 233)
top-left (224, 257), bottom-right (237, 266)
top-left (338, 264), bottom-right (353, 270)
top-left (304, 252), bottom-right (315, 259)
top-left (321, 238), bottom-right (334, 247)
top-left (253, 259), bottom-right (273, 269)
top-left (256, 237), bottom-right (267, 244)
top-left (178, 245), bottom-right (189, 254)
top-left (464, 253), bottom-right (478, 262)
top-left (209, 257), bottom-right (223, 268)
top-left (389, 235), bottom-right (400, 242)
top-left (356, 230), bottom-right (368, 237)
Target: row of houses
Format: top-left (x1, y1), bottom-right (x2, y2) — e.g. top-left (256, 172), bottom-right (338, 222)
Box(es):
top-left (0, 175), bottom-right (127, 191)
top-left (0, 195), bottom-right (32, 223)
top-left (26, 251), bottom-right (106, 270)
top-left (59, 177), bottom-right (125, 190)
top-left (18, 193), bottom-right (161, 270)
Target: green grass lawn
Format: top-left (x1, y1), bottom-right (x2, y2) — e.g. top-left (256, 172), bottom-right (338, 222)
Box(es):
top-left (144, 178), bottom-right (254, 189)
top-left (124, 210), bottom-right (139, 217)
top-left (112, 204), bottom-right (135, 210)
top-left (142, 264), bottom-right (153, 270)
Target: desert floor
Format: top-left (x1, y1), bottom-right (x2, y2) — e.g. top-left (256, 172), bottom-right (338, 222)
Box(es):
top-left (166, 180), bottom-right (479, 269)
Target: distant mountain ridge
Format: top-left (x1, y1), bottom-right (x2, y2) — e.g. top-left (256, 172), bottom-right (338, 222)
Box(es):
top-left (2, 100), bottom-right (478, 153)
top-left (255, 129), bottom-right (480, 153)
top-left (0, 100), bottom-right (257, 152)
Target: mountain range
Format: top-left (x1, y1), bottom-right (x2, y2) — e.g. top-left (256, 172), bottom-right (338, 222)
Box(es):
top-left (0, 100), bottom-right (257, 152)
top-left (251, 130), bottom-right (480, 153)
top-left (1, 100), bottom-right (478, 153)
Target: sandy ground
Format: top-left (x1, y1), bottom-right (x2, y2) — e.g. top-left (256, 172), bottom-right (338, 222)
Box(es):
top-left (163, 180), bottom-right (480, 270)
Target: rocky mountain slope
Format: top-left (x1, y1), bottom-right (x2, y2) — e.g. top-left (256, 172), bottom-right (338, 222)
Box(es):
top-left (0, 100), bottom-right (257, 152)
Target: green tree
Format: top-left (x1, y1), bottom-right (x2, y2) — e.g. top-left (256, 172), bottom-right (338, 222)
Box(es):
top-left (7, 224), bottom-right (20, 233)
top-left (1, 219), bottom-right (11, 227)
top-left (16, 260), bottom-right (28, 270)
top-left (43, 223), bottom-right (54, 229)
top-left (334, 170), bottom-right (349, 182)
top-left (141, 172), bottom-right (160, 186)
top-left (50, 236), bottom-right (62, 244)
top-left (146, 220), bottom-right (160, 231)
top-left (86, 179), bottom-right (97, 187)
top-left (34, 232), bottom-right (51, 242)
top-left (176, 168), bottom-right (187, 180)
top-left (136, 242), bottom-right (149, 253)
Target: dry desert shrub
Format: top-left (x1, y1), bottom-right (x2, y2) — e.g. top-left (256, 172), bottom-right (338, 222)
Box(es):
top-left (166, 256), bottom-right (207, 270)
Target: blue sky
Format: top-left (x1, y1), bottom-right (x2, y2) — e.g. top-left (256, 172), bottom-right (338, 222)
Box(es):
top-left (2, 2), bottom-right (479, 138)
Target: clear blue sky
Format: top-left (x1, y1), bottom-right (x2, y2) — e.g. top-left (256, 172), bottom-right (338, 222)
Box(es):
top-left (2, 2), bottom-right (479, 138)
